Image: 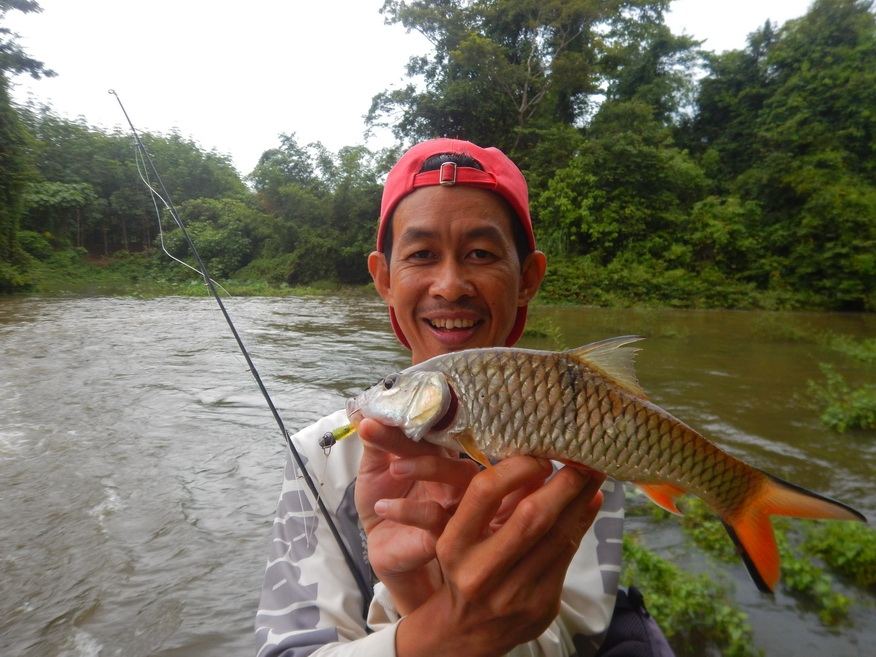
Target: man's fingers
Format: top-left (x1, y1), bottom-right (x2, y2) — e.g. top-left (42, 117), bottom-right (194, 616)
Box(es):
top-left (358, 418), bottom-right (444, 458)
top-left (442, 456), bottom-right (552, 548)
top-left (460, 466), bottom-right (593, 580)
top-left (512, 470), bottom-right (606, 590)
top-left (374, 498), bottom-right (450, 535)
top-left (390, 454), bottom-right (480, 489)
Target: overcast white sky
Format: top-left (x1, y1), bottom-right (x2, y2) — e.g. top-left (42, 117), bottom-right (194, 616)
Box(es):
top-left (6, 0), bottom-right (813, 177)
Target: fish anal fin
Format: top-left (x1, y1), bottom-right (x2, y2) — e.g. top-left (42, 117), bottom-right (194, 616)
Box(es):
top-left (567, 336), bottom-right (647, 399)
top-left (636, 482), bottom-right (686, 515)
top-left (722, 514), bottom-right (777, 594)
top-left (456, 432), bottom-right (493, 469)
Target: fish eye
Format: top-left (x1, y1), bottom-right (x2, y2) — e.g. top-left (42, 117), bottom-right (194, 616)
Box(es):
top-left (383, 374), bottom-right (399, 390)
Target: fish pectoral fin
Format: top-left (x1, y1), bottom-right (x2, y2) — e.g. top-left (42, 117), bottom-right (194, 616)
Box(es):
top-left (636, 482), bottom-right (686, 515)
top-left (456, 432), bottom-right (493, 469)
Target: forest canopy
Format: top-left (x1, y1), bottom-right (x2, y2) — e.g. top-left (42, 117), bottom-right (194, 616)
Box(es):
top-left (1, 0), bottom-right (874, 310)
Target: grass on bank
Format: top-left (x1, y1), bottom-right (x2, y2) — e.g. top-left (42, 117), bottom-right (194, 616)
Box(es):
top-left (19, 247), bottom-right (357, 298)
top-left (11, 240), bottom-right (876, 312)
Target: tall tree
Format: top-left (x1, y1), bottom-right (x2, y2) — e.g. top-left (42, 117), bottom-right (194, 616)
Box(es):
top-left (738, 0), bottom-right (875, 307)
top-left (0, 0), bottom-right (52, 290)
top-left (367, 0), bottom-right (673, 163)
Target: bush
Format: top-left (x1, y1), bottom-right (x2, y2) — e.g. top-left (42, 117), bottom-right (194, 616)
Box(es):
top-left (807, 364), bottom-right (876, 432)
top-left (803, 521), bottom-right (876, 591)
top-left (622, 534), bottom-right (758, 657)
top-left (16, 230), bottom-right (53, 260)
top-left (0, 258), bottom-right (31, 292)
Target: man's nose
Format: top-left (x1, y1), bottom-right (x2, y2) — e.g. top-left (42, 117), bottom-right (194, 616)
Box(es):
top-left (429, 258), bottom-right (475, 301)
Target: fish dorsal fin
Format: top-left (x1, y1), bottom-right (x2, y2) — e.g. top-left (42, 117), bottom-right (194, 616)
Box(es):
top-left (566, 335), bottom-right (646, 398)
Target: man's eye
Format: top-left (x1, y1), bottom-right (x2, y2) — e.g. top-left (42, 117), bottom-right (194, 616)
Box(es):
top-left (409, 250), bottom-right (433, 260)
top-left (469, 249), bottom-right (495, 261)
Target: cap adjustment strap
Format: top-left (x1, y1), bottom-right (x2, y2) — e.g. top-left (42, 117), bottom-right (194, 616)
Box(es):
top-left (439, 161), bottom-right (457, 186)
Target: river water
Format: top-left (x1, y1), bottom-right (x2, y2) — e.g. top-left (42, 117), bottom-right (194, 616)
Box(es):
top-left (0, 295), bottom-right (873, 657)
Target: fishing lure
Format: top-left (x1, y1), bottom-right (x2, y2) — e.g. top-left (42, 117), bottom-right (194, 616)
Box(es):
top-left (109, 90), bottom-right (374, 614)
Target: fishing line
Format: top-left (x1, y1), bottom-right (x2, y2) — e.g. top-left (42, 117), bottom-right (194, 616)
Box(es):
top-left (132, 143), bottom-right (231, 295)
top-left (109, 90), bottom-right (373, 615)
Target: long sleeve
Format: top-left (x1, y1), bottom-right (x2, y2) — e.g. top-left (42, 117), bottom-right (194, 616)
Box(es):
top-left (255, 410), bottom-right (625, 657)
top-left (255, 411), bottom-right (397, 657)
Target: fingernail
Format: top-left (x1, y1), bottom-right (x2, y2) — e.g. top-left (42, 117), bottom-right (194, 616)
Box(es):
top-left (374, 499), bottom-right (390, 515)
top-left (390, 460), bottom-right (414, 476)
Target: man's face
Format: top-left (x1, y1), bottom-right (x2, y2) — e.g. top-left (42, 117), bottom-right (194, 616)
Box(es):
top-left (369, 186), bottom-right (546, 364)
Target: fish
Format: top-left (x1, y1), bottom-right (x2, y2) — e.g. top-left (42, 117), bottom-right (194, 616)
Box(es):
top-left (345, 335), bottom-right (867, 593)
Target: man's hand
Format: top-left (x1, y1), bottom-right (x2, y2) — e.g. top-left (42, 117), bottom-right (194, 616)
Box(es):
top-left (355, 418), bottom-right (480, 613)
top-left (356, 418), bottom-right (606, 657)
top-left (395, 458), bottom-right (605, 657)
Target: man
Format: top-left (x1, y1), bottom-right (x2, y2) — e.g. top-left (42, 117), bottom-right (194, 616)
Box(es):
top-left (256, 139), bottom-right (652, 657)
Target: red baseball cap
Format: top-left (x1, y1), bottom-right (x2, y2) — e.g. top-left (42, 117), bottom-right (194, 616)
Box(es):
top-left (377, 138), bottom-right (536, 349)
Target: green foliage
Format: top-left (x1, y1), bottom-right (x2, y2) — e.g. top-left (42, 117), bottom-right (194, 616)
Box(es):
top-left (539, 254), bottom-right (766, 309)
top-left (15, 229), bottom-right (51, 259)
top-left (820, 332), bottom-right (876, 364)
top-left (689, 0), bottom-right (876, 310)
top-left (0, 1), bottom-right (53, 79)
top-left (520, 314), bottom-right (565, 349)
top-left (248, 135), bottom-right (381, 286)
top-left (678, 497), bottom-right (738, 562)
top-left (5, 0), bottom-right (876, 308)
top-left (533, 99), bottom-right (709, 260)
top-left (803, 521), bottom-right (876, 591)
top-left (0, 73), bottom-right (32, 291)
top-left (775, 529), bottom-right (851, 626)
top-left (622, 534), bottom-right (759, 657)
top-left (16, 106), bottom-right (247, 257)
top-left (160, 197), bottom-right (274, 278)
top-left (807, 363), bottom-right (876, 432)
top-left (369, 1), bottom-right (685, 163)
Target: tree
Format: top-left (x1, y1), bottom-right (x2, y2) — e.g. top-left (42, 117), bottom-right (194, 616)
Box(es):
top-left (0, 0), bottom-right (51, 291)
top-left (20, 180), bottom-right (97, 246)
top-left (367, 0), bottom-right (674, 164)
top-left (0, 0), bottom-right (53, 78)
top-left (698, 0), bottom-right (876, 309)
top-left (18, 106), bottom-right (249, 255)
top-left (533, 99), bottom-right (707, 261)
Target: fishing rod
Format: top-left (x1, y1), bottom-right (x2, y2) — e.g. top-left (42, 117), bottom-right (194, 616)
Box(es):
top-left (108, 89), bottom-right (373, 614)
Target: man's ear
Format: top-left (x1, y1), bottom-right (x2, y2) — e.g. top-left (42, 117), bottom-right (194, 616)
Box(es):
top-left (368, 251), bottom-right (392, 305)
top-left (518, 250), bottom-right (547, 305)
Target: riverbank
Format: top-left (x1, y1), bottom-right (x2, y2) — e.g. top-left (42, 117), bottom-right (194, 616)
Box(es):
top-left (14, 247), bottom-right (873, 312)
top-left (20, 249), bottom-right (360, 298)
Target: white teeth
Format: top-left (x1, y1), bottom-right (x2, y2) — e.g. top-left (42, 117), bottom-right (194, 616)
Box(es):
top-left (430, 318), bottom-right (475, 329)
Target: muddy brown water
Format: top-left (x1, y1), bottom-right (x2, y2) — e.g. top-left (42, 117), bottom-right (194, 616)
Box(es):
top-left (1, 295), bottom-right (873, 656)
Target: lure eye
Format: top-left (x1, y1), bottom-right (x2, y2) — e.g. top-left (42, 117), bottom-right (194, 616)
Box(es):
top-left (383, 374), bottom-right (399, 390)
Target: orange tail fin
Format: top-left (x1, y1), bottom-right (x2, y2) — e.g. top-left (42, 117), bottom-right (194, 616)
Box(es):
top-left (723, 471), bottom-right (866, 593)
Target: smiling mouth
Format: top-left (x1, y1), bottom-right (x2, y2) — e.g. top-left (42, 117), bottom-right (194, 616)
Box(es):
top-left (427, 318), bottom-right (479, 330)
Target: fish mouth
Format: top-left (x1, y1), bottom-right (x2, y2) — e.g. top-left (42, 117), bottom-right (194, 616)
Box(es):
top-left (345, 399), bottom-right (364, 425)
